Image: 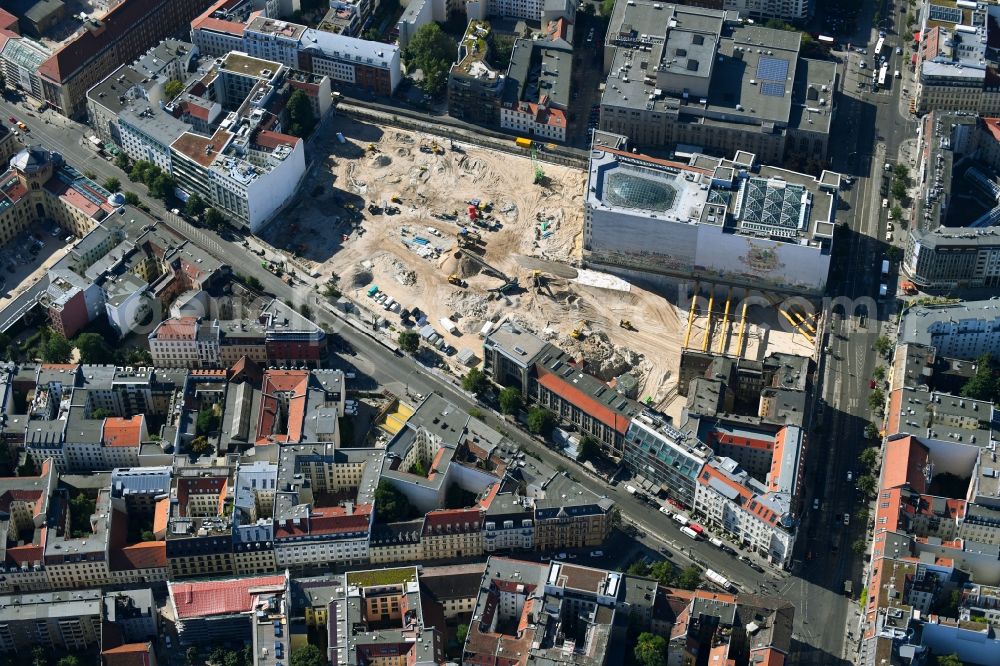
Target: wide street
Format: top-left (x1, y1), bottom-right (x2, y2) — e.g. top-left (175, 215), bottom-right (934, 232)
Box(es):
top-left (0, 3), bottom-right (916, 657)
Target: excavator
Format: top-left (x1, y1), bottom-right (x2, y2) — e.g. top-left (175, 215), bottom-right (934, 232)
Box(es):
top-left (619, 319), bottom-right (636, 331)
top-left (570, 320), bottom-right (587, 340)
top-left (447, 274), bottom-right (466, 287)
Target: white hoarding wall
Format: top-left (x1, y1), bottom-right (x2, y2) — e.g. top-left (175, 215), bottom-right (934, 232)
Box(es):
top-left (586, 209), bottom-right (830, 294)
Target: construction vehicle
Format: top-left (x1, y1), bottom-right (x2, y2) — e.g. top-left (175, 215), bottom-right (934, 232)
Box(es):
top-left (390, 194), bottom-right (402, 204)
top-left (570, 320), bottom-right (587, 340)
top-left (447, 274), bottom-right (466, 287)
top-left (367, 203), bottom-right (382, 215)
top-left (430, 142), bottom-right (444, 155)
top-left (367, 143), bottom-right (379, 153)
top-left (620, 319), bottom-right (635, 331)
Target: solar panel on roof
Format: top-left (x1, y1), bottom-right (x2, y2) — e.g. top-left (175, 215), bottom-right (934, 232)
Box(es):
top-left (756, 57), bottom-right (789, 82)
top-left (761, 82), bottom-right (785, 97)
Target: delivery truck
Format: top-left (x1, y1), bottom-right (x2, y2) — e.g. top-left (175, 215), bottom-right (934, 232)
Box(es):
top-left (680, 526), bottom-right (700, 540)
top-left (705, 569), bottom-right (735, 591)
top-left (881, 259), bottom-right (890, 275)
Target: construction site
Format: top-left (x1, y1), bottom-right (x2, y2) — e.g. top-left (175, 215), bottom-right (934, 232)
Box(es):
top-left (264, 117), bottom-right (819, 412)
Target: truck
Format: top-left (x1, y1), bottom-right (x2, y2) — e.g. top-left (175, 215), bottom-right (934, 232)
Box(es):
top-left (844, 580), bottom-right (854, 597)
top-left (336, 132), bottom-right (346, 144)
top-left (680, 526), bottom-right (701, 540)
top-left (439, 318), bottom-right (458, 334)
top-left (673, 513), bottom-right (689, 527)
top-left (625, 485), bottom-right (637, 495)
top-left (515, 137), bottom-right (533, 149)
top-left (881, 259), bottom-right (890, 275)
top-left (705, 569), bottom-right (733, 591)
top-left (688, 523), bottom-right (705, 536)
top-left (879, 283), bottom-right (888, 298)
top-left (710, 537), bottom-right (725, 549)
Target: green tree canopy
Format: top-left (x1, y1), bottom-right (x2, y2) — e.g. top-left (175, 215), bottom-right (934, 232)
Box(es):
top-left (123, 191), bottom-right (140, 206)
top-left (69, 492), bottom-right (96, 537)
top-left (290, 644), bottom-right (327, 666)
top-left (18, 452), bottom-right (38, 477)
top-left (857, 474), bottom-right (878, 498)
top-left (578, 435), bottom-right (601, 463)
top-left (404, 23), bottom-right (456, 96)
top-left (102, 176), bottom-right (120, 192)
top-left (114, 153), bottom-right (131, 170)
top-left (891, 179), bottom-right (908, 201)
top-left (287, 89), bottom-right (317, 137)
top-left (74, 332), bottom-right (114, 364)
top-left (461, 367), bottom-right (490, 397)
top-left (374, 479), bottom-right (413, 522)
top-left (42, 333), bottom-right (72, 363)
top-left (149, 173), bottom-right (175, 200)
top-left (185, 193), bottom-right (206, 217)
top-left (456, 623), bottom-right (469, 644)
top-left (527, 407), bottom-right (556, 436)
top-left (165, 79), bottom-right (184, 99)
top-left (600, 0), bottom-right (615, 16)
top-left (935, 654), bottom-right (963, 666)
top-left (204, 207), bottom-right (226, 230)
top-left (634, 632), bottom-right (667, 666)
top-left (189, 436), bottom-right (211, 455)
top-left (91, 408), bottom-right (112, 420)
top-left (676, 565), bottom-right (702, 590)
top-left (197, 407), bottom-right (220, 435)
top-left (874, 336), bottom-right (893, 355)
top-left (398, 331), bottom-right (420, 353)
top-left (498, 387), bottom-right (522, 414)
top-left (961, 354), bottom-right (998, 402)
top-left (859, 447), bottom-right (879, 470)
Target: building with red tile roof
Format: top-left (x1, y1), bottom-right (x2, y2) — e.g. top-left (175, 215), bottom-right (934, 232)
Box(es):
top-left (169, 572), bottom-right (288, 645)
top-left (36, 0), bottom-right (211, 118)
top-left (102, 642), bottom-right (157, 666)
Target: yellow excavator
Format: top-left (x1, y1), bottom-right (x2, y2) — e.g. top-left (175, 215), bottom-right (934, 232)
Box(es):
top-left (570, 320), bottom-right (587, 340)
top-left (620, 319), bottom-right (635, 331)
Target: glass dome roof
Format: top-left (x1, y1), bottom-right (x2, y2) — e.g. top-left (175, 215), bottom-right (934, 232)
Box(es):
top-left (605, 171), bottom-right (677, 212)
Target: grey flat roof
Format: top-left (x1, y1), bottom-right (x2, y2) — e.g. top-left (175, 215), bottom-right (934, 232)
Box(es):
top-left (484, 322), bottom-right (548, 368)
top-left (899, 299), bottom-right (1000, 349)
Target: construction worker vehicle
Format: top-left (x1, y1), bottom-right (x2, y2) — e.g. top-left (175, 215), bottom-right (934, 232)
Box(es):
top-left (447, 274), bottom-right (467, 287)
top-left (620, 319), bottom-right (635, 331)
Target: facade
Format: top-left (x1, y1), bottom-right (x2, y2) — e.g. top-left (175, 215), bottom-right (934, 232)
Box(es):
top-left (584, 140), bottom-right (839, 294)
top-left (898, 299), bottom-right (1000, 361)
top-left (36, 0), bottom-right (212, 118)
top-left (168, 573), bottom-right (288, 645)
top-left (623, 411), bottom-right (712, 508)
top-left (722, 0), bottom-right (811, 22)
top-left (599, 1), bottom-right (835, 163)
top-left (0, 32), bottom-right (51, 102)
top-left (189, 0), bottom-right (257, 58)
top-left (0, 589), bottom-right (103, 653)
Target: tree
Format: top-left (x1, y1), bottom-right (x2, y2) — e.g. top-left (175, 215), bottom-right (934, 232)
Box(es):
top-left (894, 163), bottom-right (910, 181)
top-left (855, 506), bottom-right (870, 524)
top-left (204, 207), bottom-right (226, 230)
top-left (56, 657), bottom-right (80, 666)
top-left (141, 164), bottom-right (162, 186)
top-left (961, 354), bottom-right (997, 402)
top-left (149, 173), bottom-right (175, 200)
top-left (578, 435), bottom-right (601, 463)
top-left (18, 452), bottom-right (38, 477)
top-left (461, 367), bottom-right (489, 397)
top-left (890, 205), bottom-right (903, 221)
top-left (165, 79), bottom-right (184, 99)
top-left (42, 333), bottom-right (72, 363)
top-left (857, 474), bottom-right (878, 498)
top-left (600, 0), bottom-right (615, 16)
top-left (290, 644), bottom-right (327, 666)
top-left (676, 565), bottom-right (702, 590)
top-left (69, 492), bottom-right (96, 537)
top-left (91, 408), bottom-right (112, 419)
top-left (31, 646), bottom-right (47, 666)
top-left (287, 89), bottom-right (317, 137)
top-left (634, 632), bottom-right (667, 666)
top-left (527, 407), bottom-right (556, 436)
top-left (398, 331), bottom-right (420, 353)
top-left (891, 179), bottom-right (907, 201)
top-left (114, 153), bottom-right (131, 170)
top-left (852, 539), bottom-right (868, 555)
top-left (935, 655), bottom-right (963, 666)
top-left (374, 479), bottom-right (412, 522)
top-left (185, 647), bottom-right (200, 666)
top-left (74, 332), bottom-right (114, 363)
top-left (868, 388), bottom-right (886, 412)
top-left (123, 191), bottom-right (140, 205)
top-left (864, 422), bottom-right (881, 440)
top-left (129, 160), bottom-right (152, 183)
top-left (627, 560), bottom-right (650, 577)
top-left (142, 529), bottom-right (156, 542)
top-left (873, 365), bottom-right (886, 381)
top-left (581, 2), bottom-right (595, 14)
top-left (189, 436), bottom-right (211, 455)
top-left (498, 387), bottom-right (522, 415)
top-left (102, 177), bottom-right (121, 192)
top-left (185, 193), bottom-right (206, 217)
top-left (874, 336), bottom-right (893, 356)
top-left (404, 23), bottom-right (456, 96)
top-left (299, 303), bottom-right (313, 320)
top-left (363, 28), bottom-right (382, 41)
top-left (859, 447), bottom-right (879, 470)
top-left (456, 623), bottom-right (469, 644)
top-left (197, 407), bottom-right (220, 435)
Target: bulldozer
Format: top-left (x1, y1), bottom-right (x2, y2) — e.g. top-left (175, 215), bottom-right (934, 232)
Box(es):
top-left (620, 319), bottom-right (635, 331)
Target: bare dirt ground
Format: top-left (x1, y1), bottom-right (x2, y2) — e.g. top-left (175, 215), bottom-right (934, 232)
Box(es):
top-left (269, 118), bottom-right (816, 407)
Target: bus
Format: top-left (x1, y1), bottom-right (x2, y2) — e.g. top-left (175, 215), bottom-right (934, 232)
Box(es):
top-left (874, 36), bottom-right (885, 57)
top-left (879, 64), bottom-right (889, 87)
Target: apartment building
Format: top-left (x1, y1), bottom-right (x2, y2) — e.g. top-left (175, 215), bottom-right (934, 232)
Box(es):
top-left (420, 508), bottom-right (484, 560)
top-left (189, 0), bottom-right (258, 57)
top-left (0, 32), bottom-right (50, 103)
top-left (534, 473), bottom-right (614, 550)
top-left (0, 589), bottom-right (103, 653)
top-left (37, 0), bottom-right (212, 118)
top-left (898, 299), bottom-right (1000, 361)
top-left (598, 2), bottom-right (835, 163)
top-left (623, 411), bottom-right (712, 509)
top-left (722, 0), bottom-right (811, 22)
top-left (168, 573), bottom-right (289, 646)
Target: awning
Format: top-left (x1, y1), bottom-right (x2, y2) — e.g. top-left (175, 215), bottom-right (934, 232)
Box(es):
top-left (911, 54), bottom-right (918, 64)
top-left (913, 31), bottom-right (922, 42)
